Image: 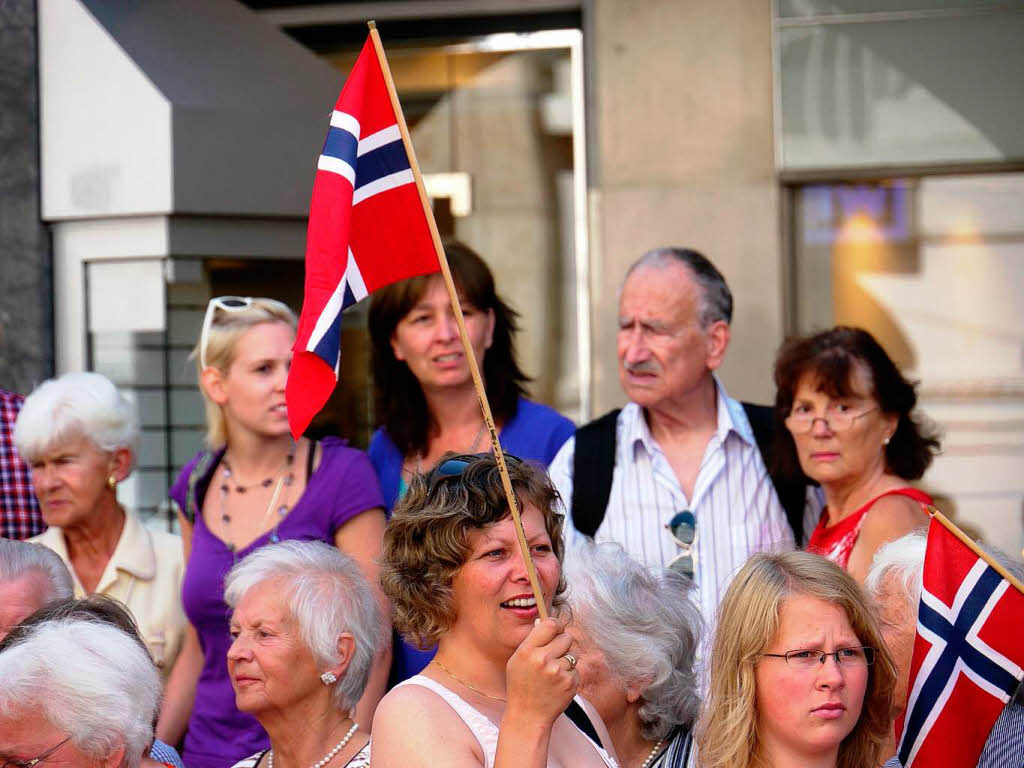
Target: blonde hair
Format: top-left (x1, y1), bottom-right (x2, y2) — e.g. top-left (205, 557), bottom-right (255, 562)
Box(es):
top-left (192, 298), bottom-right (296, 448)
top-left (698, 552), bottom-right (896, 768)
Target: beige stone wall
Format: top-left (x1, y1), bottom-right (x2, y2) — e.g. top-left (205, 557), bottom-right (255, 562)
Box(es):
top-left (588, 0), bottom-right (783, 413)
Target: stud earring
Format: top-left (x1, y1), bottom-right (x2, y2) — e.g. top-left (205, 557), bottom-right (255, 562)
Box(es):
top-left (883, 436), bottom-right (891, 446)
top-left (321, 671), bottom-right (337, 685)
top-left (107, 476), bottom-right (117, 490)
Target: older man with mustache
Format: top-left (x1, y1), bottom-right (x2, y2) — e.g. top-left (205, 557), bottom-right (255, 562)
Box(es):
top-left (549, 247), bottom-right (807, 632)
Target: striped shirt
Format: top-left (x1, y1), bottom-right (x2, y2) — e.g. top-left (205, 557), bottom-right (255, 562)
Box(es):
top-left (549, 381), bottom-right (795, 626)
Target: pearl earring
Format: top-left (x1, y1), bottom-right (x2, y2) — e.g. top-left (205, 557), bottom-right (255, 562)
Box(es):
top-left (883, 436), bottom-right (891, 446)
top-left (321, 671), bottom-right (337, 685)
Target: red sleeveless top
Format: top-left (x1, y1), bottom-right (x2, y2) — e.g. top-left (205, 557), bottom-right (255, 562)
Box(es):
top-left (807, 487), bottom-right (933, 568)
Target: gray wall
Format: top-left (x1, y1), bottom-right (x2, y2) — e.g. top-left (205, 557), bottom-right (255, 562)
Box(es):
top-left (0, 0), bottom-right (53, 394)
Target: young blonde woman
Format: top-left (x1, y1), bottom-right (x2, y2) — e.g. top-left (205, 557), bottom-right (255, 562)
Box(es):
top-left (699, 551), bottom-right (896, 768)
top-left (157, 297), bottom-right (388, 768)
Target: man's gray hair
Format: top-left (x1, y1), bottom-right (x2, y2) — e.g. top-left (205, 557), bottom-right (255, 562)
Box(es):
top-left (13, 372), bottom-right (139, 464)
top-left (565, 541), bottom-right (702, 740)
top-left (0, 618), bottom-right (160, 768)
top-left (224, 540), bottom-right (383, 712)
top-left (625, 246), bottom-right (733, 328)
top-left (867, 529), bottom-right (1024, 606)
top-left (0, 539), bottom-right (74, 603)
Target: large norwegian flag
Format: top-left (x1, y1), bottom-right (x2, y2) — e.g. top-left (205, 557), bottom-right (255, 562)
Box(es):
top-left (287, 33), bottom-right (439, 438)
top-left (896, 518), bottom-right (1024, 766)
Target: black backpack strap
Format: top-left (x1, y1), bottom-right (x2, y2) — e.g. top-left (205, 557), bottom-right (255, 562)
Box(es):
top-left (570, 408), bottom-right (621, 537)
top-left (564, 699), bottom-right (603, 748)
top-left (742, 401), bottom-right (807, 545)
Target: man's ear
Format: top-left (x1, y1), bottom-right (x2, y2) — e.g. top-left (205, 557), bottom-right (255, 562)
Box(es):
top-left (705, 321), bottom-right (731, 372)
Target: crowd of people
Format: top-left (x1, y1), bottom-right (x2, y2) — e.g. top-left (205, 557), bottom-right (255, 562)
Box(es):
top-left (0, 241), bottom-right (1020, 768)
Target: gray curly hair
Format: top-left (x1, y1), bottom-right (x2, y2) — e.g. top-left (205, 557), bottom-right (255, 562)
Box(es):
top-left (565, 541), bottom-right (702, 740)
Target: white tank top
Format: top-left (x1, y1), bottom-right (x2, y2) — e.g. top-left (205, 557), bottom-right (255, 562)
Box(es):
top-left (393, 675), bottom-right (617, 768)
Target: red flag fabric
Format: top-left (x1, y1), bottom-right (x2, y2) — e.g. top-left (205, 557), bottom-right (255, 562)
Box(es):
top-left (896, 518), bottom-right (1024, 766)
top-left (287, 34), bottom-right (439, 438)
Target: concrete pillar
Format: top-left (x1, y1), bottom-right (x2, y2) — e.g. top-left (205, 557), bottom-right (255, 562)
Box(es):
top-left (0, 0), bottom-right (53, 392)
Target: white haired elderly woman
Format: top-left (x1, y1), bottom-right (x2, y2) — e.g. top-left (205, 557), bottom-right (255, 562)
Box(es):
top-left (224, 540), bottom-right (382, 768)
top-left (14, 372), bottom-right (186, 677)
top-left (0, 617), bottom-right (164, 768)
top-left (565, 542), bottom-right (702, 768)
top-left (0, 538), bottom-right (73, 641)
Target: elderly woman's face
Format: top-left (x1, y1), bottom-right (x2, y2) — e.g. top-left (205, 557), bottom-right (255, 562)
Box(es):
top-left (29, 433), bottom-right (119, 530)
top-left (786, 365), bottom-right (898, 488)
top-left (754, 595), bottom-right (869, 761)
top-left (449, 504), bottom-right (560, 653)
top-left (227, 577), bottom-right (326, 717)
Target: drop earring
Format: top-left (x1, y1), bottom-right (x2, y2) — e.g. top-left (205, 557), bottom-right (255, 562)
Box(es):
top-left (107, 476), bottom-right (117, 490)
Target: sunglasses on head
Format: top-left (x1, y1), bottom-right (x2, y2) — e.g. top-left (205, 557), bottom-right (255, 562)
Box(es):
top-left (197, 296), bottom-right (291, 369)
top-left (427, 452), bottom-right (522, 488)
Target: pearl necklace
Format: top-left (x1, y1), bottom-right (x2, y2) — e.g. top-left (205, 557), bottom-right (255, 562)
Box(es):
top-left (639, 738), bottom-right (665, 768)
top-left (267, 722), bottom-right (358, 768)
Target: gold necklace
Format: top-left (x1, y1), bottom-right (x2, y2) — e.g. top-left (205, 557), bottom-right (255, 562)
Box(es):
top-left (430, 660), bottom-right (507, 702)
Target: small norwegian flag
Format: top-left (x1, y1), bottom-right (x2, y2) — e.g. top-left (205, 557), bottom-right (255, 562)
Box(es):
top-left (286, 33), bottom-right (439, 438)
top-left (896, 516), bottom-right (1024, 766)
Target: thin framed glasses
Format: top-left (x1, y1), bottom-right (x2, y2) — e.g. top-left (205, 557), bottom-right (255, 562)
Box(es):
top-left (665, 510), bottom-right (696, 579)
top-left (784, 406), bottom-right (879, 434)
top-left (1, 736), bottom-right (71, 768)
top-left (761, 646), bottom-right (876, 669)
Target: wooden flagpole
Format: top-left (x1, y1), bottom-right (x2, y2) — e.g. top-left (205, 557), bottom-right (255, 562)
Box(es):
top-left (367, 21), bottom-right (549, 620)
top-left (927, 505), bottom-right (1024, 596)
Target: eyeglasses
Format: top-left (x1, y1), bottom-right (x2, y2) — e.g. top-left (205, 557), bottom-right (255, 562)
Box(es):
top-left (784, 406), bottom-right (879, 434)
top-left (1, 737), bottom-right (71, 768)
top-left (197, 296), bottom-right (292, 369)
top-left (761, 646), bottom-right (876, 669)
top-left (665, 510), bottom-right (697, 579)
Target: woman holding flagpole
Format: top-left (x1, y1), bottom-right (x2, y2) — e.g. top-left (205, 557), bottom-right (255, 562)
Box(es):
top-left (157, 297), bottom-right (390, 768)
top-left (371, 452), bottom-right (616, 768)
top-left (367, 240), bottom-right (575, 679)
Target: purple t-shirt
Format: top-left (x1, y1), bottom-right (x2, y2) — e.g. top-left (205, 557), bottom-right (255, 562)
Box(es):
top-left (169, 437), bottom-right (384, 768)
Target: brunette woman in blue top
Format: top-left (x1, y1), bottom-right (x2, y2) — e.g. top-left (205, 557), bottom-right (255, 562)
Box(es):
top-left (367, 241), bottom-right (574, 680)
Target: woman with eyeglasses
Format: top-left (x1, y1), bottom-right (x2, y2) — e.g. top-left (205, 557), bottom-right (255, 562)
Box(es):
top-left (0, 617), bottom-right (165, 768)
top-left (371, 453), bottom-right (615, 768)
top-left (157, 298), bottom-right (388, 768)
top-left (773, 326), bottom-right (940, 581)
top-left (698, 551), bottom-right (896, 768)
